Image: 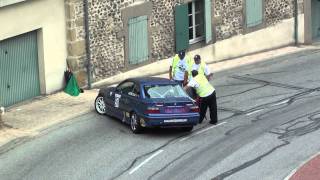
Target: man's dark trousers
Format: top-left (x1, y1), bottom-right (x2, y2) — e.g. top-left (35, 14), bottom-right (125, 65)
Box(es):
top-left (199, 91), bottom-right (218, 124)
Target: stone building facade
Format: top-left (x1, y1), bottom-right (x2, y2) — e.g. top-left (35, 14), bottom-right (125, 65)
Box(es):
top-left (214, 0), bottom-right (295, 40)
top-left (65, 0), bottom-right (88, 87)
top-left (65, 0), bottom-right (304, 87)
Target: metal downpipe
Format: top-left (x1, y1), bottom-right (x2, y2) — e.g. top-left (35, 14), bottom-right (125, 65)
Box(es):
top-left (294, 0), bottom-right (299, 46)
top-left (83, 0), bottom-right (92, 89)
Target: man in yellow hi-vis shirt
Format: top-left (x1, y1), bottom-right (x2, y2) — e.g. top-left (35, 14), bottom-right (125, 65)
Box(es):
top-left (169, 50), bottom-right (193, 86)
top-left (185, 70), bottom-right (218, 125)
top-left (192, 55), bottom-right (212, 80)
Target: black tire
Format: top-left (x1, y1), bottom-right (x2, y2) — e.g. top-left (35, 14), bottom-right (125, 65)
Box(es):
top-left (95, 94), bottom-right (106, 115)
top-left (181, 126), bottom-right (194, 132)
top-left (130, 112), bottom-right (143, 134)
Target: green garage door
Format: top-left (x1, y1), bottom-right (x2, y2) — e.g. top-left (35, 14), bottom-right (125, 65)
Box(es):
top-left (0, 31), bottom-right (40, 107)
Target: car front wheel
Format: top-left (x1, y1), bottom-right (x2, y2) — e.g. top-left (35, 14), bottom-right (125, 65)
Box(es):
top-left (130, 113), bottom-right (142, 134)
top-left (95, 94), bottom-right (106, 115)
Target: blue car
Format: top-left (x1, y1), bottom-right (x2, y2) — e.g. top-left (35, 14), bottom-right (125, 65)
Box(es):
top-left (94, 77), bottom-right (200, 133)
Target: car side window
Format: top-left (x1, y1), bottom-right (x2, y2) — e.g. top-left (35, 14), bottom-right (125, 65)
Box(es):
top-left (116, 82), bottom-right (134, 95)
top-left (129, 84), bottom-right (140, 98)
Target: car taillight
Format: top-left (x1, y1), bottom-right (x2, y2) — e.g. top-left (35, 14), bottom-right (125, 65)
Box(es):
top-left (145, 107), bottom-right (160, 114)
top-left (190, 106), bottom-right (199, 112)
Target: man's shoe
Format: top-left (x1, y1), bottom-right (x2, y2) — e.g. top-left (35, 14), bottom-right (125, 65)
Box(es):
top-left (209, 121), bottom-right (217, 125)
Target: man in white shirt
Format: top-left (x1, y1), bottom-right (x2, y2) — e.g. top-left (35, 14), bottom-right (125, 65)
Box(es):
top-left (192, 54), bottom-right (212, 80)
top-left (169, 50), bottom-right (189, 86)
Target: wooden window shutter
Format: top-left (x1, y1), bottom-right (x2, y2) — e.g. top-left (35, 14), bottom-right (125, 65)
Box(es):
top-left (204, 0), bottom-right (212, 44)
top-left (174, 4), bottom-right (189, 52)
top-left (128, 15), bottom-right (149, 65)
top-left (246, 0), bottom-right (263, 27)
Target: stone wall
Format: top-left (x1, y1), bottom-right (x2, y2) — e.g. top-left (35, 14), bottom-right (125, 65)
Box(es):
top-left (214, 0), bottom-right (244, 40)
top-left (265, 0), bottom-right (294, 26)
top-left (88, 0), bottom-right (134, 81)
top-left (86, 0), bottom-right (180, 81)
top-left (150, 0), bottom-right (177, 61)
top-left (214, 0), bottom-right (296, 41)
top-left (66, 0), bottom-right (300, 85)
top-left (65, 0), bottom-right (87, 86)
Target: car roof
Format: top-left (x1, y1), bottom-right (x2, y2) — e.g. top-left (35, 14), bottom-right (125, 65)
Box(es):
top-left (126, 77), bottom-right (177, 86)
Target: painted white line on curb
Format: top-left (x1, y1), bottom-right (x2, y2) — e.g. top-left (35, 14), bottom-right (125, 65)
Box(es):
top-left (129, 150), bottom-right (164, 174)
top-left (179, 122), bottom-right (227, 142)
top-left (246, 109), bottom-right (264, 116)
top-left (283, 152), bottom-right (320, 180)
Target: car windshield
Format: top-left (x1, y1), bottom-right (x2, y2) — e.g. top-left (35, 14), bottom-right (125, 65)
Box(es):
top-left (144, 84), bottom-right (189, 98)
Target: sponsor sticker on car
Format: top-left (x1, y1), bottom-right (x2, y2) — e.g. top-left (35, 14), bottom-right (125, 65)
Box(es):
top-left (164, 119), bottom-right (188, 123)
top-left (115, 94), bottom-right (121, 108)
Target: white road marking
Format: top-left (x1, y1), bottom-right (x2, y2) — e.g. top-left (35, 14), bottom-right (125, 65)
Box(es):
top-left (271, 100), bottom-right (289, 107)
top-left (129, 150), bottom-right (164, 174)
top-left (246, 109), bottom-right (264, 116)
top-left (179, 122), bottom-right (227, 142)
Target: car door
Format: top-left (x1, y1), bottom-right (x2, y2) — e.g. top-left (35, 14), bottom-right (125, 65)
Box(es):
top-left (103, 87), bottom-right (118, 117)
top-left (120, 83), bottom-right (142, 123)
top-left (113, 81), bottom-right (135, 120)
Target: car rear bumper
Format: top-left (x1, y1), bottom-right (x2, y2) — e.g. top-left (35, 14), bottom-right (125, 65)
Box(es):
top-left (139, 113), bottom-right (199, 127)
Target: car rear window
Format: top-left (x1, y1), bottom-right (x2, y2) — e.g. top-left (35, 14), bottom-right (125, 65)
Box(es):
top-left (144, 84), bottom-right (189, 98)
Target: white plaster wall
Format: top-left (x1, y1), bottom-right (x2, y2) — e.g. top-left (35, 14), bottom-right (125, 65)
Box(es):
top-left (0, 0), bottom-right (67, 94)
top-left (94, 17), bottom-right (302, 87)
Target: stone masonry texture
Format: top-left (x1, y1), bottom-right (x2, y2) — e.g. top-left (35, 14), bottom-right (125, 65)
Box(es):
top-left (65, 0), bottom-right (88, 86)
top-left (65, 0), bottom-right (300, 84)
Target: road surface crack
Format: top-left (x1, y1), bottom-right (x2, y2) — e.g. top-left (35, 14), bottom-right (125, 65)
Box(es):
top-left (211, 141), bottom-right (289, 180)
top-left (147, 147), bottom-right (197, 180)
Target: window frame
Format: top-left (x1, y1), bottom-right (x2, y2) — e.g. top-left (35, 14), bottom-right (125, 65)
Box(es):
top-left (116, 81), bottom-right (135, 95)
top-left (188, 0), bottom-right (205, 44)
top-left (129, 84), bottom-right (141, 98)
top-left (243, 0), bottom-right (266, 34)
top-left (120, 2), bottom-right (153, 70)
top-left (128, 15), bottom-right (149, 65)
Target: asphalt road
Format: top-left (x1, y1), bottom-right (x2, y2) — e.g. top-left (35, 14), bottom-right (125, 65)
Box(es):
top-left (1, 48), bottom-right (320, 180)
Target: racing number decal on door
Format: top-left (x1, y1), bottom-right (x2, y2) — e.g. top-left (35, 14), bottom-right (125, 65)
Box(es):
top-left (115, 94), bottom-right (121, 108)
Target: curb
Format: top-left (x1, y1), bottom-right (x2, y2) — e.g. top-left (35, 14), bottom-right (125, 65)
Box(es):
top-left (284, 152), bottom-right (320, 180)
top-left (0, 136), bottom-right (32, 155)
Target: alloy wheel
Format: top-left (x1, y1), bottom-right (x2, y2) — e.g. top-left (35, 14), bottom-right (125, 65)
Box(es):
top-left (95, 96), bottom-right (106, 114)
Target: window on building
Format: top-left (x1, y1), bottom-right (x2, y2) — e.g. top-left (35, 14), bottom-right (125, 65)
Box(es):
top-left (246, 0), bottom-right (263, 28)
top-left (188, 0), bottom-right (204, 44)
top-left (174, 0), bottom-right (212, 52)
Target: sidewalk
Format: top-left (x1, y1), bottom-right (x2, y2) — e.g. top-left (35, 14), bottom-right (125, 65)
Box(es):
top-left (0, 45), bottom-right (319, 152)
top-left (0, 90), bottom-right (98, 151)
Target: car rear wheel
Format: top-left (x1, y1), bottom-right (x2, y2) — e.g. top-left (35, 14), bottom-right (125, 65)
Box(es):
top-left (95, 94), bottom-right (106, 115)
top-left (181, 126), bottom-right (193, 132)
top-left (130, 113), bottom-right (142, 134)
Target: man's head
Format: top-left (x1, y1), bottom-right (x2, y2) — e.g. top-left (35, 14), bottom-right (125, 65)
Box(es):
top-left (194, 54), bottom-right (201, 64)
top-left (191, 70), bottom-right (198, 77)
top-left (178, 50), bottom-right (186, 60)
